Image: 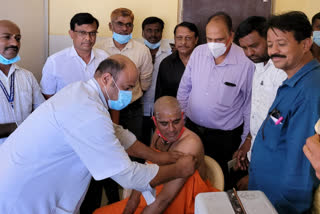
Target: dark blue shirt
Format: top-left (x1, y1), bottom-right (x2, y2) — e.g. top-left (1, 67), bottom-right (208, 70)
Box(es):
top-left (249, 59), bottom-right (320, 214)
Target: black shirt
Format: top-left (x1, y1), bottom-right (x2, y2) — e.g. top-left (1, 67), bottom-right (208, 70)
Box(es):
top-left (155, 51), bottom-right (185, 101)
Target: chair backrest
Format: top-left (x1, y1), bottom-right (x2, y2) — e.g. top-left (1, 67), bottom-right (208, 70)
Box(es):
top-left (204, 155), bottom-right (224, 191)
top-left (313, 185), bottom-right (320, 214)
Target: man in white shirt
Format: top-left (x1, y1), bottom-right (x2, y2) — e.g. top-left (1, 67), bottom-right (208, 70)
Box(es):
top-left (40, 13), bottom-right (108, 99)
top-left (232, 16), bottom-right (287, 189)
top-left (96, 8), bottom-right (153, 141)
top-left (0, 55), bottom-right (196, 214)
top-left (141, 16), bottom-right (171, 145)
top-left (0, 20), bottom-right (44, 145)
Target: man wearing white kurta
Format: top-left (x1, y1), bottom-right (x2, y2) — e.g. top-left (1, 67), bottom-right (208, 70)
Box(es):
top-left (40, 13), bottom-right (108, 99)
top-left (0, 55), bottom-right (196, 214)
top-left (231, 16), bottom-right (287, 189)
top-left (0, 20), bottom-right (44, 145)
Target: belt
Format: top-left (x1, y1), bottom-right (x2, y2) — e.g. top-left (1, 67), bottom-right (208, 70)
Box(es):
top-left (186, 117), bottom-right (243, 135)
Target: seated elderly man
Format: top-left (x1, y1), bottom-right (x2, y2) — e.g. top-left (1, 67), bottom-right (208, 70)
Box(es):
top-left (94, 96), bottom-right (219, 214)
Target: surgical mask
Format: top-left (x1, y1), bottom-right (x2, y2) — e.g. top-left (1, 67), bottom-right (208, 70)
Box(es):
top-left (104, 78), bottom-right (132, 110)
top-left (112, 32), bottom-right (132, 44)
top-left (144, 39), bottom-right (161, 49)
top-left (207, 42), bottom-right (227, 58)
top-left (313, 31), bottom-right (320, 47)
top-left (0, 54), bottom-right (20, 65)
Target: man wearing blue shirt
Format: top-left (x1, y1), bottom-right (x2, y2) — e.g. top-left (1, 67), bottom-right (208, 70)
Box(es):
top-left (249, 11), bottom-right (320, 214)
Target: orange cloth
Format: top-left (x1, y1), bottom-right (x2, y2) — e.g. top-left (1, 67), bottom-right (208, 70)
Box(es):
top-left (93, 170), bottom-right (219, 214)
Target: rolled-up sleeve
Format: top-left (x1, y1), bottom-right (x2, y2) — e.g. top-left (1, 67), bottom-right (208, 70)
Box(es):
top-left (40, 58), bottom-right (57, 95)
top-left (113, 123), bottom-right (137, 150)
top-left (111, 162), bottom-right (159, 192)
top-left (139, 49), bottom-right (153, 91)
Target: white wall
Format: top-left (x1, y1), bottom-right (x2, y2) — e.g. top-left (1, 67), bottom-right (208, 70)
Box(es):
top-left (0, 0), bottom-right (48, 81)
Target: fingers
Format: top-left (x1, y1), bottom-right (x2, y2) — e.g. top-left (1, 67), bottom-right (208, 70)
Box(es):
top-left (235, 150), bottom-right (248, 170)
top-left (304, 135), bottom-right (320, 179)
top-left (316, 172), bottom-right (320, 180)
top-left (305, 135), bottom-right (320, 151)
top-left (303, 144), bottom-right (312, 160)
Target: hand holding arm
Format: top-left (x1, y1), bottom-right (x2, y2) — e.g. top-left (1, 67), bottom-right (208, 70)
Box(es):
top-left (126, 140), bottom-right (183, 165)
top-left (149, 154), bottom-right (197, 188)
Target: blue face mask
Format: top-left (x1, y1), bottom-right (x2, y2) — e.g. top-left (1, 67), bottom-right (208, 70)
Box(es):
top-left (144, 39), bottom-right (161, 50)
top-left (104, 78), bottom-right (132, 110)
top-left (0, 54), bottom-right (20, 65)
top-left (313, 31), bottom-right (320, 47)
top-left (112, 32), bottom-right (132, 44)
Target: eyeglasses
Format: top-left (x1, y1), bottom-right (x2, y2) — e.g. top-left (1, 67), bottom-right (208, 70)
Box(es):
top-left (113, 21), bottom-right (134, 28)
top-left (73, 30), bottom-right (98, 37)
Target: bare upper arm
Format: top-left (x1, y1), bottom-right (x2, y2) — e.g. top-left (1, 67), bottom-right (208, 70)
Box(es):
top-left (173, 133), bottom-right (204, 159)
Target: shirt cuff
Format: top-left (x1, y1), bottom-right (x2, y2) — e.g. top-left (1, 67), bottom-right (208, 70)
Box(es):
top-left (111, 162), bottom-right (159, 193)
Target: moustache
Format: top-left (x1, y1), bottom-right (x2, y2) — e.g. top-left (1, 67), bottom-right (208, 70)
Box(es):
top-left (5, 46), bottom-right (19, 52)
top-left (270, 54), bottom-right (286, 59)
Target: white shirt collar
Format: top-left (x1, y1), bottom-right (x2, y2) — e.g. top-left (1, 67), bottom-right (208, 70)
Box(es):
top-left (70, 46), bottom-right (95, 64)
top-left (91, 78), bottom-right (108, 109)
top-left (0, 63), bottom-right (18, 79)
top-left (156, 41), bottom-right (172, 58)
top-left (255, 59), bottom-right (274, 73)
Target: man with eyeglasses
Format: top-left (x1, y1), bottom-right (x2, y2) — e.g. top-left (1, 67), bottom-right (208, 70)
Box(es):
top-left (155, 22), bottom-right (199, 100)
top-left (0, 20), bottom-right (44, 145)
top-left (40, 13), bottom-right (108, 99)
top-left (97, 8), bottom-right (153, 142)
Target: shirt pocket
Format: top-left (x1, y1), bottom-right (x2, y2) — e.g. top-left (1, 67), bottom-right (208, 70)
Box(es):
top-left (262, 117), bottom-right (285, 151)
top-left (217, 79), bottom-right (239, 107)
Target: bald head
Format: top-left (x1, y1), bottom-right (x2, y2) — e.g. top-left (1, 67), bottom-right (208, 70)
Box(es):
top-left (0, 20), bottom-right (21, 61)
top-left (154, 96), bottom-right (181, 119)
top-left (206, 13), bottom-right (234, 49)
top-left (95, 54), bottom-right (137, 80)
top-left (207, 12), bottom-right (232, 33)
top-left (0, 20), bottom-right (20, 31)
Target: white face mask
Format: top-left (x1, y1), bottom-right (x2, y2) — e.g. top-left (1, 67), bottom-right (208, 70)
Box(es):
top-left (207, 42), bottom-right (227, 58)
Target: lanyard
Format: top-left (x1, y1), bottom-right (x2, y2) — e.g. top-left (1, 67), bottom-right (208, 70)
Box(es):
top-left (0, 72), bottom-right (15, 109)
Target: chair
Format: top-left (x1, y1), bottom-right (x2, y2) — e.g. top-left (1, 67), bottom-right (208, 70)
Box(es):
top-left (313, 185), bottom-right (320, 214)
top-left (204, 155), bottom-right (224, 191)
